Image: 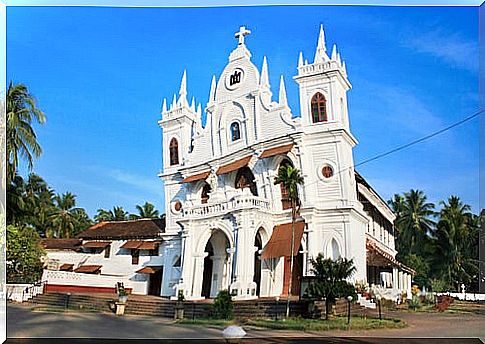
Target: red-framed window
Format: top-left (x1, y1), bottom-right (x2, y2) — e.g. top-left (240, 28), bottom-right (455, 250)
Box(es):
top-left (311, 92), bottom-right (328, 123)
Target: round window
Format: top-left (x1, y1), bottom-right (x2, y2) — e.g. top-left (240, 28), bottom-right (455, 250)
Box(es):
top-left (173, 200), bottom-right (182, 213)
top-left (321, 165), bottom-right (334, 178)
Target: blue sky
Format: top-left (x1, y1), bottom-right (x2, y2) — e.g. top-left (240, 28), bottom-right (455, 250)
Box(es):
top-left (7, 5), bottom-right (480, 216)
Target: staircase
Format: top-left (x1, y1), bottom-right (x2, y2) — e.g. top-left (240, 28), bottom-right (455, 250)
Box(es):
top-left (356, 293), bottom-right (376, 309)
top-left (233, 299), bottom-right (308, 319)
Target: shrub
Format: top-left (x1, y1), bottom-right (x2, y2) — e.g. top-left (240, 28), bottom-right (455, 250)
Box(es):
top-left (435, 295), bottom-right (454, 312)
top-left (408, 295), bottom-right (421, 311)
top-left (430, 278), bottom-right (448, 293)
top-left (211, 290), bottom-right (233, 320)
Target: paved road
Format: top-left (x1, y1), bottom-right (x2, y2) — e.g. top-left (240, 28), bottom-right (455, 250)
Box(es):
top-left (6, 303), bottom-right (485, 343)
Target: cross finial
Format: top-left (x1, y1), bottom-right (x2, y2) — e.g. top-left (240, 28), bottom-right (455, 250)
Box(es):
top-left (235, 26), bottom-right (251, 45)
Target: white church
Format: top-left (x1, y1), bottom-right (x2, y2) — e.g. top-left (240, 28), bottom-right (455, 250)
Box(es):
top-left (158, 25), bottom-right (413, 300)
top-left (40, 25), bottom-right (413, 301)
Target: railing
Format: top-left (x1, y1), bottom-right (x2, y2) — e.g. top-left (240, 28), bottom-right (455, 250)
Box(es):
top-left (182, 194), bottom-right (271, 219)
top-left (298, 61), bottom-right (341, 75)
top-left (6, 281), bottom-right (47, 302)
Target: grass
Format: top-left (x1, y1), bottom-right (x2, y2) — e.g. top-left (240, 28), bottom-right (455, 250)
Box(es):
top-left (244, 316), bottom-right (406, 331)
top-left (31, 305), bottom-right (101, 313)
top-left (176, 316), bottom-right (406, 331)
top-left (176, 318), bottom-right (236, 327)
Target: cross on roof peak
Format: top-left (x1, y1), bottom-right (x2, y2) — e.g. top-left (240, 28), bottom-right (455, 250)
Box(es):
top-left (235, 26), bottom-right (251, 46)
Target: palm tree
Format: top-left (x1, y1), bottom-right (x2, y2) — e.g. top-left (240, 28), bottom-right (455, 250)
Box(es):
top-left (396, 189), bottom-right (435, 256)
top-left (25, 173), bottom-right (55, 237)
top-left (131, 202), bottom-right (160, 219)
top-left (6, 174), bottom-right (26, 225)
top-left (50, 192), bottom-right (79, 238)
top-left (6, 82), bottom-right (46, 184)
top-left (94, 206), bottom-right (128, 222)
top-left (307, 255), bottom-right (356, 320)
top-left (434, 196), bottom-right (478, 291)
top-left (274, 164), bottom-right (304, 317)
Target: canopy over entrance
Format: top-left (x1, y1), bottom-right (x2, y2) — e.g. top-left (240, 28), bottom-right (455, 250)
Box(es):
top-left (261, 221), bottom-right (305, 259)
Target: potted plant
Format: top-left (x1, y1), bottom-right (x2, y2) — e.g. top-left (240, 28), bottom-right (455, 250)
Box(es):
top-left (118, 286), bottom-right (128, 303)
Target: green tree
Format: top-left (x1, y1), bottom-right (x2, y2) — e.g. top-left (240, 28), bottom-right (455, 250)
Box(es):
top-left (6, 224), bottom-right (45, 283)
top-left (95, 206), bottom-right (128, 222)
top-left (434, 196), bottom-right (478, 291)
top-left (49, 192), bottom-right (79, 238)
top-left (6, 174), bottom-right (26, 225)
top-left (130, 202), bottom-right (160, 219)
top-left (24, 173), bottom-right (55, 236)
top-left (394, 190), bottom-right (435, 257)
top-left (274, 164), bottom-right (304, 318)
top-left (211, 290), bottom-right (234, 320)
top-left (307, 255), bottom-right (357, 320)
top-left (6, 82), bottom-right (46, 184)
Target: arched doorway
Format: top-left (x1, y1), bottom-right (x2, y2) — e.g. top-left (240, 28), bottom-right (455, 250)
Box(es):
top-left (253, 231), bottom-right (263, 296)
top-left (201, 229), bottom-right (230, 298)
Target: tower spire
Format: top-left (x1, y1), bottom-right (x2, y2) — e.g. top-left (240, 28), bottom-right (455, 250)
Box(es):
top-left (162, 98), bottom-right (167, 114)
top-left (314, 24), bottom-right (329, 63)
top-left (178, 70), bottom-right (187, 106)
top-left (331, 44), bottom-right (337, 60)
top-left (260, 56), bottom-right (270, 88)
top-left (278, 75), bottom-right (288, 108)
top-left (209, 75), bottom-right (216, 103)
top-left (171, 93), bottom-right (177, 109)
top-left (190, 96), bottom-right (196, 112)
top-left (298, 51), bottom-right (304, 68)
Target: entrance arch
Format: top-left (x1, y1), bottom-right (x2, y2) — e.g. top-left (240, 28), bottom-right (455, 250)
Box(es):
top-left (200, 229), bottom-right (230, 298)
top-left (253, 230), bottom-right (263, 296)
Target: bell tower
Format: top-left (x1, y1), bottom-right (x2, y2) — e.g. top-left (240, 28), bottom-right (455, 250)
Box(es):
top-left (294, 25), bottom-right (351, 132)
top-left (159, 70), bottom-right (201, 172)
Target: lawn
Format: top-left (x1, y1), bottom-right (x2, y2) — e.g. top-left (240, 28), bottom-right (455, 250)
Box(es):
top-left (177, 316), bottom-right (406, 331)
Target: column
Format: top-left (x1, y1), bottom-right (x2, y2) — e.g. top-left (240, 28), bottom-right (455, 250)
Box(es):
top-left (190, 252), bottom-right (208, 300)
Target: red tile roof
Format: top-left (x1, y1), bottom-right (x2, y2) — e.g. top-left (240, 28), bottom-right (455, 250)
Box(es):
top-left (260, 143), bottom-right (294, 159)
top-left (216, 156), bottom-right (252, 175)
top-left (40, 239), bottom-right (82, 251)
top-left (136, 266), bottom-right (163, 274)
top-left (77, 218), bottom-right (165, 240)
top-left (182, 171), bottom-right (211, 183)
top-left (74, 265), bottom-right (102, 274)
top-left (82, 241), bottom-right (111, 248)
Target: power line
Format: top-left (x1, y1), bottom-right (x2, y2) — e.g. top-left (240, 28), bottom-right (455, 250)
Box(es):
top-left (353, 109), bottom-right (483, 170)
top-left (302, 109), bottom-right (483, 188)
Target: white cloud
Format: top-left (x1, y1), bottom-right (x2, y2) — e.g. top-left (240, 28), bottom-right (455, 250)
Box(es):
top-left (404, 29), bottom-right (478, 72)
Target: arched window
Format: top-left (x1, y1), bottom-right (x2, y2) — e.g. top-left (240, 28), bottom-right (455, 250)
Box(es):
top-left (169, 138), bottom-right (179, 166)
top-left (311, 92), bottom-right (327, 123)
top-left (279, 160), bottom-right (295, 210)
top-left (201, 183), bottom-right (211, 204)
top-left (328, 238), bottom-right (341, 261)
top-left (235, 167), bottom-right (258, 196)
top-left (230, 122), bottom-right (241, 141)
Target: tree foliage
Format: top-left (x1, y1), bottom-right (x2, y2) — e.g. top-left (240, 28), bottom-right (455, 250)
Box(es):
top-left (6, 225), bottom-right (45, 283)
top-left (6, 82), bottom-right (46, 184)
top-left (307, 255), bottom-right (356, 319)
top-left (211, 290), bottom-right (234, 320)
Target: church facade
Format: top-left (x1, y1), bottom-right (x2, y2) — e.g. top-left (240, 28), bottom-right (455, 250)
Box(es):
top-left (158, 26), bottom-right (413, 300)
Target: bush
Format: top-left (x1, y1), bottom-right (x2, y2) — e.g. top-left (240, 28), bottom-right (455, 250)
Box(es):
top-left (408, 295), bottom-right (421, 311)
top-left (211, 290), bottom-right (233, 320)
top-left (430, 278), bottom-right (448, 293)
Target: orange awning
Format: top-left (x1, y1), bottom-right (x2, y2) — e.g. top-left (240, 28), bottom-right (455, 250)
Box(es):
top-left (260, 144), bottom-right (294, 159)
top-left (59, 263), bottom-right (74, 271)
top-left (138, 241), bottom-right (160, 250)
top-left (121, 240), bottom-right (144, 249)
top-left (261, 221), bottom-right (305, 259)
top-left (216, 156), bottom-right (252, 175)
top-left (82, 241), bottom-right (111, 248)
top-left (136, 266), bottom-right (163, 274)
top-left (182, 171), bottom-right (211, 183)
top-left (74, 265), bottom-right (102, 273)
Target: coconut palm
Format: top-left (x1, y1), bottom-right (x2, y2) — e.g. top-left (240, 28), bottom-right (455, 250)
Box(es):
top-left (24, 173), bottom-right (55, 236)
top-left (94, 206), bottom-right (128, 222)
top-left (130, 202), bottom-right (160, 219)
top-left (434, 196), bottom-right (478, 291)
top-left (6, 174), bottom-right (26, 225)
top-left (49, 192), bottom-right (79, 238)
top-left (396, 189), bottom-right (435, 256)
top-left (274, 164), bottom-right (304, 317)
top-left (6, 82), bottom-right (46, 184)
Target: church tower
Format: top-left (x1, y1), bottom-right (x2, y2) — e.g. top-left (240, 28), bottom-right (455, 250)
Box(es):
top-left (159, 71), bottom-right (200, 172)
top-left (294, 25), bottom-right (351, 131)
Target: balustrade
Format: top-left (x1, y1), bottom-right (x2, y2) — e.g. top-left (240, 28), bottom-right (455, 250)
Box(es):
top-left (183, 195), bottom-right (271, 219)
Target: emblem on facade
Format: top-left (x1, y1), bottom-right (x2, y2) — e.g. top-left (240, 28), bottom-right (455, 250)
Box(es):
top-left (229, 70), bottom-right (242, 86)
